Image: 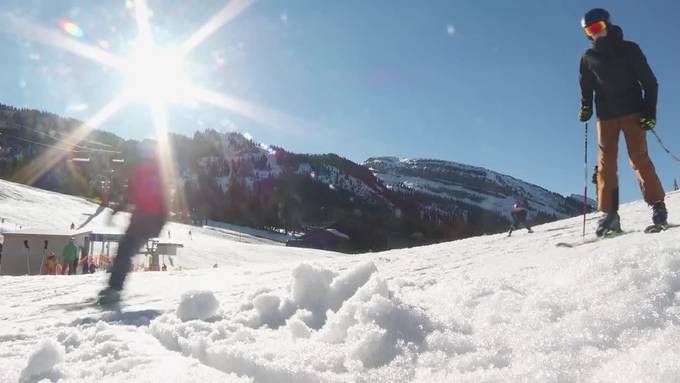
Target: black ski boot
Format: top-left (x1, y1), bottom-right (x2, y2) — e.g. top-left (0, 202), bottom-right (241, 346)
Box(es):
top-left (97, 287), bottom-right (121, 306)
top-left (652, 201), bottom-right (668, 226)
top-left (596, 212), bottom-right (622, 237)
top-left (645, 202), bottom-right (668, 233)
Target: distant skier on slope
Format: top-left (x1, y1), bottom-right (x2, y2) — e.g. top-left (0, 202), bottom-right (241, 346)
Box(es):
top-left (97, 141), bottom-right (168, 305)
top-left (507, 202), bottom-right (533, 237)
top-left (579, 8), bottom-right (667, 236)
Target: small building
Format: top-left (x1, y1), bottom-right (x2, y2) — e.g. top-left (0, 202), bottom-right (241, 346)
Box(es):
top-left (0, 229), bottom-right (90, 276)
top-left (145, 240), bottom-right (184, 271)
top-left (286, 228), bottom-right (351, 252)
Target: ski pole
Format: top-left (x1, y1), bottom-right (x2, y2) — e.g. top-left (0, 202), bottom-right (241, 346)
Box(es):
top-left (40, 250), bottom-right (46, 275)
top-left (39, 240), bottom-right (48, 275)
top-left (650, 129), bottom-right (680, 163)
top-left (24, 240), bottom-right (30, 275)
top-left (582, 121), bottom-right (588, 237)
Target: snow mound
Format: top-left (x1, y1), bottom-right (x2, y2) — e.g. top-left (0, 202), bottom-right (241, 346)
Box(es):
top-left (321, 273), bottom-right (434, 369)
top-left (177, 290), bottom-right (220, 322)
top-left (241, 262), bottom-right (378, 329)
top-left (149, 262), bottom-right (438, 380)
top-left (20, 340), bottom-right (64, 383)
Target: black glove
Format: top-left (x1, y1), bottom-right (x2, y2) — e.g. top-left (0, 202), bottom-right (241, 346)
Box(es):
top-left (579, 105), bottom-right (593, 122)
top-left (640, 117), bottom-right (656, 130)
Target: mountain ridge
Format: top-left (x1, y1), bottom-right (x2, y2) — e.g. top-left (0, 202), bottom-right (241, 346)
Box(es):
top-left (0, 103), bottom-right (586, 250)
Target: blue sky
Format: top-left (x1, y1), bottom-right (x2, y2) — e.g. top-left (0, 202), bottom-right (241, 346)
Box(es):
top-left (1, 0), bottom-right (679, 204)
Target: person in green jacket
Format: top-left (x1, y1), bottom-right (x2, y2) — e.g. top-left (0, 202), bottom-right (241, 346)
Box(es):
top-left (62, 238), bottom-right (79, 275)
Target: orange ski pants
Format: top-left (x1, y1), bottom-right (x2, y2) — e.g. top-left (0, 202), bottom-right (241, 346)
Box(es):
top-left (597, 113), bottom-right (665, 213)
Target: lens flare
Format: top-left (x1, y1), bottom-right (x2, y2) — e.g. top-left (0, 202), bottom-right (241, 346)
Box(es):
top-left (58, 19), bottom-right (85, 38)
top-left (124, 45), bottom-right (189, 103)
top-left (8, 0), bottom-right (311, 193)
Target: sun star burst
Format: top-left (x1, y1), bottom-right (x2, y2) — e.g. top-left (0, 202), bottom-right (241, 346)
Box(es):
top-left (8, 0), bottom-right (306, 191)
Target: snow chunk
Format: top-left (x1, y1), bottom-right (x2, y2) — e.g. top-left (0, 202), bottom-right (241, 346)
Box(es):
top-left (243, 262), bottom-right (379, 330)
top-left (286, 312), bottom-right (312, 339)
top-left (150, 262), bottom-right (436, 379)
top-left (252, 293), bottom-right (285, 328)
top-left (20, 340), bottom-right (64, 383)
top-left (290, 263), bottom-right (334, 313)
top-left (176, 290), bottom-right (220, 322)
top-left (322, 274), bottom-right (434, 368)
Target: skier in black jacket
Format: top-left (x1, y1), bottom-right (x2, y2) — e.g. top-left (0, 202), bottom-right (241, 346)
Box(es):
top-left (508, 202), bottom-right (533, 237)
top-left (579, 8), bottom-right (667, 235)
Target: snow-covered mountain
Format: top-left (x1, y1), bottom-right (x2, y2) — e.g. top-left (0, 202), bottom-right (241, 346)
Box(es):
top-left (365, 157), bottom-right (585, 229)
top-left (184, 133), bottom-right (587, 248)
top-left (0, 102), bottom-right (588, 248)
top-left (2, 176), bottom-right (680, 382)
top-left (189, 131), bottom-right (388, 205)
top-left (183, 131), bottom-right (399, 251)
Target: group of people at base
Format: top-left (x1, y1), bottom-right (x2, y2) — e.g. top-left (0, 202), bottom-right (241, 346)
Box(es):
top-left (43, 238), bottom-right (97, 275)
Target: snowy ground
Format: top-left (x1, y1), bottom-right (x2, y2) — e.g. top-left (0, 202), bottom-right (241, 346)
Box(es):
top-left (2, 179), bottom-right (680, 382)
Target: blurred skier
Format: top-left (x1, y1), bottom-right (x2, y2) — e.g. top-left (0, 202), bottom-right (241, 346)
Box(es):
top-left (579, 8), bottom-right (667, 235)
top-left (98, 141), bottom-right (168, 305)
top-left (507, 202), bottom-right (533, 237)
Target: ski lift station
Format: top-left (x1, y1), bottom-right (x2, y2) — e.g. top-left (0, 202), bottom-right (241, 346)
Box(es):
top-left (0, 228), bottom-right (185, 275)
top-left (145, 240), bottom-right (184, 271)
top-left (0, 229), bottom-right (91, 275)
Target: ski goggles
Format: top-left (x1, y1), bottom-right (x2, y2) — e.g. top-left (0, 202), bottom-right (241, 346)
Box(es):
top-left (583, 20), bottom-right (607, 37)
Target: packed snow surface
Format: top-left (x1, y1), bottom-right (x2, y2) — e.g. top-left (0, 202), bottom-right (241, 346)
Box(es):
top-left (2, 179), bottom-right (680, 382)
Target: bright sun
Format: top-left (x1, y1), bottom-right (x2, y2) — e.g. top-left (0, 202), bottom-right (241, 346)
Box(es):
top-left (125, 45), bottom-right (188, 104)
top-left (8, 0), bottom-right (308, 186)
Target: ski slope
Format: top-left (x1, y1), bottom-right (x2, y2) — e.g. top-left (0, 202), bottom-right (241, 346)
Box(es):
top-left (2, 180), bottom-right (680, 382)
top-left (0, 179), bottom-right (309, 269)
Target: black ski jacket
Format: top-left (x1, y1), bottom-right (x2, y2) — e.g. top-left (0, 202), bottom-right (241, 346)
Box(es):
top-left (579, 25), bottom-right (658, 121)
top-left (511, 208), bottom-right (527, 224)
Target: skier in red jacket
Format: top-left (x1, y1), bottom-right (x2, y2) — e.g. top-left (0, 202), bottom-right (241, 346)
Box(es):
top-left (98, 141), bottom-right (168, 305)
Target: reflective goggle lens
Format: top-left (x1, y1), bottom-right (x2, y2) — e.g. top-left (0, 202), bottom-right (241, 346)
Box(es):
top-left (584, 21), bottom-right (607, 37)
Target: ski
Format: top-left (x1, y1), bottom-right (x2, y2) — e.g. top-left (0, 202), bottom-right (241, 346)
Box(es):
top-left (643, 223), bottom-right (675, 233)
top-left (556, 230), bottom-right (627, 248)
top-left (556, 223), bottom-right (678, 248)
top-left (46, 298), bottom-right (125, 313)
